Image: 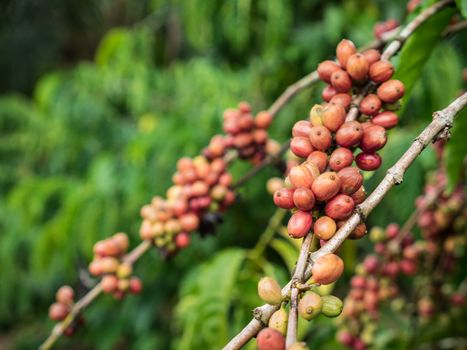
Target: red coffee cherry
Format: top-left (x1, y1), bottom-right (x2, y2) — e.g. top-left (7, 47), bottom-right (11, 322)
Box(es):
top-left (369, 60), bottom-right (394, 83)
top-left (346, 53), bottom-right (369, 81)
top-left (309, 125), bottom-right (332, 151)
top-left (129, 277), bottom-right (143, 294)
top-left (253, 129), bottom-right (268, 144)
top-left (372, 111), bottom-right (398, 129)
top-left (362, 49), bottom-right (381, 65)
top-left (337, 330), bottom-right (355, 347)
top-left (386, 223), bottom-right (399, 239)
top-left (238, 114), bottom-right (255, 130)
top-left (273, 188), bottom-right (295, 209)
top-left (317, 60), bottom-right (341, 83)
top-left (359, 94), bottom-right (382, 116)
top-left (335, 121), bottom-right (364, 147)
top-left (255, 111), bottom-right (273, 129)
top-left (175, 232), bottom-right (191, 248)
top-left (293, 187), bottom-right (316, 211)
top-left (56, 285), bottom-right (74, 305)
top-left (322, 104), bottom-right (346, 132)
top-left (363, 255), bottom-right (379, 273)
top-left (301, 161), bottom-right (321, 180)
top-left (311, 254), bottom-right (344, 285)
top-left (307, 151), bottom-right (328, 173)
top-left (102, 275), bottom-right (119, 293)
top-left (400, 259), bottom-right (417, 275)
top-left (336, 39), bottom-right (357, 68)
top-left (331, 69), bottom-right (352, 92)
top-left (233, 132), bottom-right (254, 148)
top-left (298, 291), bottom-right (323, 320)
top-left (324, 194), bottom-right (355, 220)
top-left (351, 186), bottom-right (367, 204)
top-left (49, 302), bottom-right (69, 321)
top-left (180, 213), bottom-right (199, 232)
top-left (292, 120), bottom-right (312, 138)
top-left (289, 164), bottom-right (318, 189)
top-left (322, 85), bottom-right (337, 102)
top-left (311, 172), bottom-right (342, 201)
top-left (349, 222), bottom-right (367, 239)
top-left (330, 93), bottom-right (352, 110)
top-left (329, 148), bottom-right (354, 171)
top-left (356, 152), bottom-right (382, 171)
top-left (360, 125), bottom-right (387, 152)
top-left (257, 328), bottom-right (286, 350)
top-left (377, 79), bottom-right (405, 103)
top-left (313, 216), bottom-right (337, 240)
top-left (287, 211), bottom-right (313, 238)
top-left (338, 167), bottom-right (363, 195)
top-left (291, 136), bottom-right (314, 158)
top-left (113, 232), bottom-right (129, 253)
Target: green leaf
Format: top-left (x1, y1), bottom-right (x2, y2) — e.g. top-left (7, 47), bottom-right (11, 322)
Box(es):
top-left (393, 7), bottom-right (455, 114)
top-left (445, 107), bottom-right (467, 191)
top-left (270, 238), bottom-right (298, 273)
top-left (456, 0), bottom-right (467, 18)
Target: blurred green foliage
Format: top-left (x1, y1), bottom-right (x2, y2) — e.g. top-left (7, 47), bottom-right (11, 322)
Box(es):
top-left (0, 0), bottom-right (465, 349)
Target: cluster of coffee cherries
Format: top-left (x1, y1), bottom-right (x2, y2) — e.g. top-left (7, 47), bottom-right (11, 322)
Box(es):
top-left (88, 233), bottom-right (142, 299)
top-left (48, 286), bottom-right (84, 336)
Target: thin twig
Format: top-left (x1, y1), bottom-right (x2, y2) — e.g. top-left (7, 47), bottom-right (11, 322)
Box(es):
top-left (222, 93), bottom-right (467, 350)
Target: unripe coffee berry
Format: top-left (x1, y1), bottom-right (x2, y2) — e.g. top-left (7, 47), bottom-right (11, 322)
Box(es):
top-left (307, 151), bottom-right (328, 173)
top-left (291, 137), bottom-right (314, 158)
top-left (317, 60), bottom-right (341, 83)
top-left (309, 126), bottom-right (332, 151)
top-left (324, 194), bottom-right (355, 220)
top-left (336, 121), bottom-right (363, 147)
top-left (330, 93), bottom-right (352, 110)
top-left (322, 104), bottom-right (346, 131)
top-left (257, 328), bottom-right (286, 350)
top-left (309, 104), bottom-right (324, 126)
top-left (292, 120), bottom-right (312, 138)
top-left (346, 53), bottom-right (369, 81)
top-left (338, 167), bottom-right (363, 195)
top-left (313, 216), bottom-right (337, 240)
top-left (360, 125), bottom-right (387, 152)
top-left (258, 277), bottom-right (282, 305)
top-left (356, 152), bottom-right (382, 171)
top-left (298, 291), bottom-right (323, 320)
top-left (268, 308), bottom-right (288, 336)
top-left (329, 148), bottom-right (354, 171)
top-left (336, 39), bottom-right (357, 68)
top-left (293, 187), bottom-right (316, 211)
top-left (359, 94), bottom-right (382, 116)
top-left (322, 85), bottom-right (337, 102)
top-left (321, 295), bottom-right (344, 317)
top-left (311, 254), bottom-right (344, 285)
top-left (287, 211), bottom-right (313, 238)
top-left (311, 172), bottom-right (342, 201)
top-left (102, 275), bottom-right (119, 293)
top-left (377, 79), bottom-right (405, 103)
top-left (372, 111), bottom-right (398, 129)
top-left (362, 49), bottom-right (381, 65)
top-left (331, 69), bottom-right (352, 92)
top-left (369, 60), bottom-right (394, 83)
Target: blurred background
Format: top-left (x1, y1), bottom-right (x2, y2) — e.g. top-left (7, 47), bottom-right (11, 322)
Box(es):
top-left (0, 0), bottom-right (466, 349)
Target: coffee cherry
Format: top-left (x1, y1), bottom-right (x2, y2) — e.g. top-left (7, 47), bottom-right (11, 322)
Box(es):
top-left (322, 104), bottom-right (346, 131)
top-left (336, 121), bottom-right (363, 147)
top-left (258, 277), bottom-right (282, 305)
top-left (369, 60), bottom-right (394, 83)
top-left (102, 275), bottom-right (119, 293)
top-left (268, 308), bottom-right (288, 336)
top-left (56, 286), bottom-right (74, 305)
top-left (117, 263), bottom-right (132, 279)
top-left (317, 60), bottom-right (341, 83)
top-left (322, 85), bottom-right (337, 102)
top-left (288, 211), bottom-right (313, 238)
top-left (351, 186), bottom-right (367, 204)
top-left (307, 151), bottom-right (328, 173)
top-left (336, 39), bottom-right (357, 68)
top-left (311, 172), bottom-right (342, 201)
top-left (330, 93), bottom-right (352, 110)
top-left (291, 137), bottom-right (314, 158)
top-left (113, 232), bottom-right (129, 253)
top-left (324, 194), bottom-right (355, 220)
top-left (175, 232), bottom-right (191, 249)
top-left (289, 164), bottom-right (317, 189)
top-left (329, 148), bottom-right (354, 171)
top-left (302, 161), bottom-right (321, 179)
top-left (118, 278), bottom-right (131, 292)
top-left (337, 330), bottom-right (355, 347)
top-left (180, 213), bottom-right (199, 232)
top-left (309, 104), bottom-right (325, 126)
top-left (298, 291), bottom-right (323, 320)
top-left (89, 260), bottom-right (103, 276)
top-left (129, 277), bottom-right (143, 294)
top-left (362, 49), bottom-right (381, 65)
top-left (254, 129), bottom-right (268, 144)
top-left (257, 328), bottom-right (286, 350)
top-left (349, 222), bottom-right (367, 239)
top-left (386, 223), bottom-right (399, 239)
top-left (331, 70), bottom-right (352, 92)
top-left (267, 178), bottom-right (285, 195)
top-left (346, 53), bottom-right (369, 81)
top-left (49, 302), bottom-right (69, 321)
top-left (338, 167), bottom-right (363, 195)
top-left (400, 259), bottom-right (417, 275)
top-left (356, 152), bottom-right (382, 171)
top-left (309, 126), bottom-right (332, 151)
top-left (311, 254), bottom-right (344, 285)
top-left (372, 111), bottom-right (398, 129)
top-left (321, 295), bottom-right (343, 317)
top-left (255, 111), bottom-right (273, 129)
top-left (293, 187), bottom-right (316, 211)
top-left (360, 125), bottom-right (387, 152)
top-left (292, 120), bottom-right (312, 138)
top-left (100, 257), bottom-right (120, 274)
top-left (313, 216), bottom-right (337, 240)
top-left (273, 188), bottom-right (295, 209)
top-left (377, 79), bottom-right (405, 103)
top-left (359, 94), bottom-right (382, 116)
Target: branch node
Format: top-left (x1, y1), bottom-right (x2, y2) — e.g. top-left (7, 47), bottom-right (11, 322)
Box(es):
top-left (355, 205), bottom-right (366, 221)
top-left (387, 167), bottom-right (404, 185)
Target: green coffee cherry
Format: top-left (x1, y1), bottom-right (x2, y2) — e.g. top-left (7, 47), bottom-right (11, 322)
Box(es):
top-left (298, 291), bottom-right (322, 320)
top-left (321, 295), bottom-right (343, 317)
top-left (268, 307), bottom-right (288, 336)
top-left (258, 277), bottom-right (282, 305)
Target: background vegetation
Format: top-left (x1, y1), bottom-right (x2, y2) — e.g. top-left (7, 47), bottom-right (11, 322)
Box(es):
top-left (0, 0), bottom-right (465, 349)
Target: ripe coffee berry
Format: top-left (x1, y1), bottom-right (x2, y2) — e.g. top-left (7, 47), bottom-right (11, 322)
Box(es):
top-left (331, 69), bottom-right (352, 92)
top-left (346, 53), bottom-right (369, 81)
top-left (293, 187), bottom-right (316, 211)
top-left (329, 148), bottom-right (354, 171)
top-left (359, 94), bottom-right (382, 116)
top-left (291, 137), bottom-right (314, 158)
top-left (372, 111), bottom-right (398, 129)
top-left (356, 152), bottom-right (382, 171)
top-left (257, 328), bottom-right (286, 350)
top-left (312, 172), bottom-right (342, 201)
top-left (317, 60), bottom-right (341, 83)
top-left (309, 125), bottom-right (332, 151)
top-left (377, 79), bottom-right (405, 103)
top-left (292, 120), bottom-right (312, 138)
top-left (255, 111), bottom-right (273, 129)
top-left (351, 186), bottom-right (367, 204)
top-left (311, 254), bottom-right (344, 285)
top-left (288, 211), bottom-right (313, 238)
top-left (338, 167), bottom-right (363, 195)
top-left (322, 85), bottom-right (337, 101)
top-left (360, 125), bottom-right (387, 152)
top-left (325, 194), bottom-right (355, 220)
top-left (336, 39), bottom-right (357, 68)
top-left (322, 104), bottom-right (346, 131)
top-left (313, 216), bottom-right (337, 240)
top-left (273, 188), bottom-right (295, 209)
top-left (330, 93), bottom-right (352, 110)
top-left (369, 60), bottom-right (394, 83)
top-left (307, 151), bottom-right (328, 173)
top-left (362, 49), bottom-right (381, 65)
top-left (336, 121), bottom-right (363, 147)
top-left (49, 302), bottom-right (69, 321)
top-left (289, 164), bottom-right (317, 189)
top-left (56, 286), bottom-right (74, 305)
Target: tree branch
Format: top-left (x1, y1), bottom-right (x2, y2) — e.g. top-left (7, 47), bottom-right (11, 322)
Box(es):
top-left (222, 92), bottom-right (467, 350)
